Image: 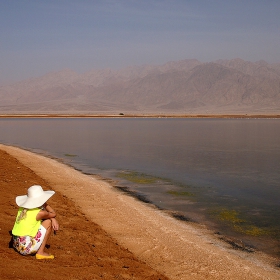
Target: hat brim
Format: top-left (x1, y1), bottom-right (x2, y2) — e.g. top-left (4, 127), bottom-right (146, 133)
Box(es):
top-left (16, 190), bottom-right (55, 209)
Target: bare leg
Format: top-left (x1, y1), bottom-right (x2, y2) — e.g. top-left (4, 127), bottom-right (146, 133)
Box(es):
top-left (36, 219), bottom-right (53, 256)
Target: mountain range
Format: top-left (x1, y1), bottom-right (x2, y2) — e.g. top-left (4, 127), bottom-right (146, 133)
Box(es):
top-left (1, 58), bottom-right (280, 115)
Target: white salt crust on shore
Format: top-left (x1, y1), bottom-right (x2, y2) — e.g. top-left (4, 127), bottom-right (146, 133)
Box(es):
top-left (1, 144), bottom-right (280, 280)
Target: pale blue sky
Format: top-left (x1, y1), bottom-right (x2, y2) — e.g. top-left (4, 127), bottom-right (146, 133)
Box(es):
top-left (1, 0), bottom-right (279, 84)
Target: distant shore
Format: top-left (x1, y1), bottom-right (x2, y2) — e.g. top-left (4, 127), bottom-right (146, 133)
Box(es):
top-left (0, 113), bottom-right (280, 118)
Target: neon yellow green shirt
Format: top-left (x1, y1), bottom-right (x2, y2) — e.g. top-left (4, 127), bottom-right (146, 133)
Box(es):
top-left (12, 207), bottom-right (42, 237)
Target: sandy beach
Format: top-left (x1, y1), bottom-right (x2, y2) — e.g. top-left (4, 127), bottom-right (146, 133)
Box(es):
top-left (1, 144), bottom-right (280, 280)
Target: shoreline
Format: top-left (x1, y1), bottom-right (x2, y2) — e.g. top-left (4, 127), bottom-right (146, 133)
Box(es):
top-left (0, 146), bottom-right (168, 279)
top-left (7, 144), bottom-right (279, 259)
top-left (0, 113), bottom-right (280, 119)
top-left (1, 144), bottom-right (280, 279)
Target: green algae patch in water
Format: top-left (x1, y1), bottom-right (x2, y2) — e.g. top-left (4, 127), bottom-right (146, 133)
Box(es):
top-left (167, 190), bottom-right (195, 197)
top-left (219, 209), bottom-right (245, 224)
top-left (233, 224), bottom-right (269, 236)
top-left (116, 171), bottom-right (158, 184)
top-left (214, 208), bottom-right (270, 237)
top-left (64, 153), bottom-right (77, 157)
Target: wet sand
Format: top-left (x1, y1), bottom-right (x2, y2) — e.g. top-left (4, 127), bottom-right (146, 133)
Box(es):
top-left (1, 144), bottom-right (280, 279)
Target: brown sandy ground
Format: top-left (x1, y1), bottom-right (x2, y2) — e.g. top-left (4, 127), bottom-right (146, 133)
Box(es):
top-left (1, 144), bottom-right (280, 280)
top-left (0, 149), bottom-right (168, 280)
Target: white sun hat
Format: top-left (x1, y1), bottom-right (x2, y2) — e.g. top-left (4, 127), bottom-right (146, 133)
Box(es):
top-left (16, 185), bottom-right (55, 209)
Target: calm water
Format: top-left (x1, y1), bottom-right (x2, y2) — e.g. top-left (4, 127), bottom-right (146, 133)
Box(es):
top-left (1, 118), bottom-right (280, 255)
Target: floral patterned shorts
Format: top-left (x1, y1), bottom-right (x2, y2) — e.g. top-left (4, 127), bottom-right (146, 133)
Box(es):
top-left (13, 225), bottom-right (46, 255)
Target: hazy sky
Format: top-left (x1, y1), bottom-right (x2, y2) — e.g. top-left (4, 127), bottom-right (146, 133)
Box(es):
top-left (1, 0), bottom-right (280, 84)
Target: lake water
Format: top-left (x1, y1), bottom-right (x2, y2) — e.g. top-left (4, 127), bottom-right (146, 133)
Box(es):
top-left (0, 118), bottom-right (279, 256)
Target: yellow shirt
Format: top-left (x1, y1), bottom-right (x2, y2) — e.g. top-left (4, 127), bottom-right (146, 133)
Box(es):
top-left (12, 207), bottom-right (42, 237)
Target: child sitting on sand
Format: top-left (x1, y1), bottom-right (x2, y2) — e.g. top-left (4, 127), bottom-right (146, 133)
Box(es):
top-left (12, 185), bottom-right (59, 259)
